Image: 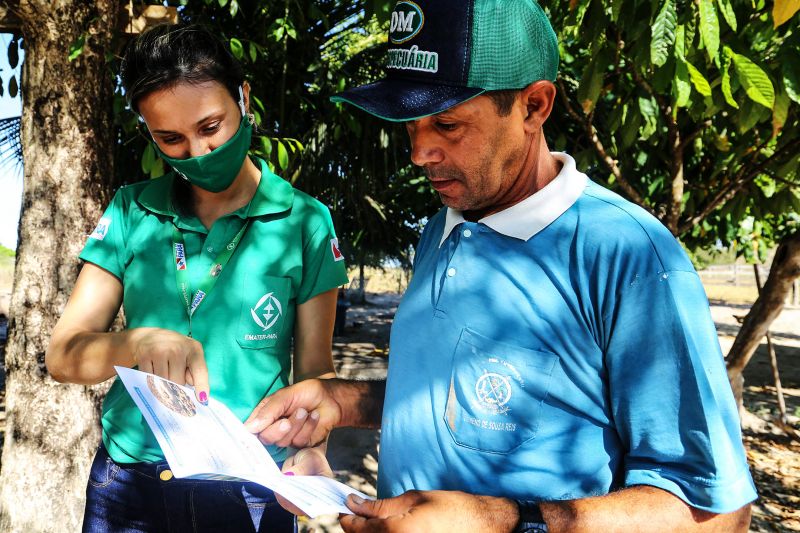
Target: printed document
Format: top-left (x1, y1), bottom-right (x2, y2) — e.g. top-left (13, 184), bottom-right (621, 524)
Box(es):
top-left (114, 366), bottom-right (369, 517)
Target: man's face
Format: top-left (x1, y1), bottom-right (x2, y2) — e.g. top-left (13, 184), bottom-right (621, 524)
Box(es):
top-left (405, 94), bottom-right (529, 215)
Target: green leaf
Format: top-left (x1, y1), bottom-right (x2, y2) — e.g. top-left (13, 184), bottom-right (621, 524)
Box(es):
top-left (674, 60), bottom-right (692, 110)
top-left (772, 88), bottom-right (790, 135)
top-left (218, 0), bottom-right (228, 6)
top-left (150, 158), bottom-right (165, 179)
top-left (229, 38), bottom-right (244, 60)
top-left (721, 47), bottom-right (739, 108)
top-left (686, 62), bottom-right (712, 96)
top-left (260, 137), bottom-right (272, 156)
top-left (68, 33), bottom-right (86, 62)
top-left (141, 143), bottom-right (156, 174)
top-left (651, 0), bottom-right (677, 67)
top-left (277, 141), bottom-right (289, 170)
top-left (638, 96), bottom-right (659, 140)
top-left (783, 60), bottom-right (800, 104)
top-left (611, 0), bottom-right (624, 22)
top-left (248, 42), bottom-right (257, 63)
top-left (699, 0), bottom-right (720, 62)
top-left (732, 53), bottom-right (775, 109)
top-left (229, 0), bottom-right (239, 17)
top-left (577, 53), bottom-right (606, 114)
top-left (8, 75), bottom-right (18, 98)
top-left (716, 0), bottom-right (737, 30)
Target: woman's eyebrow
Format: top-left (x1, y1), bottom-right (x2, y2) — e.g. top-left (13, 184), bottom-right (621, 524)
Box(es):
top-left (150, 112), bottom-right (225, 134)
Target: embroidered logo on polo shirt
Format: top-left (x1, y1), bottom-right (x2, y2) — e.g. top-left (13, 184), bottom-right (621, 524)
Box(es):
top-left (390, 1), bottom-right (424, 43)
top-left (473, 358), bottom-right (525, 419)
top-left (475, 372), bottom-right (513, 415)
top-left (89, 217), bottom-right (111, 241)
top-left (331, 238), bottom-right (344, 262)
top-left (250, 292), bottom-right (282, 333)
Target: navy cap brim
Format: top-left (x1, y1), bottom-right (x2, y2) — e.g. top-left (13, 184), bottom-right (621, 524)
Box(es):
top-left (331, 79), bottom-right (485, 122)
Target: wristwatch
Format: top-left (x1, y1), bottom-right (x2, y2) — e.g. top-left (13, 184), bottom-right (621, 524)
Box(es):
top-left (514, 500), bottom-right (547, 532)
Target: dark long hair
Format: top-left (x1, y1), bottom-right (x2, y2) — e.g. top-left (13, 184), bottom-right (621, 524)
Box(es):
top-left (120, 23), bottom-right (247, 213)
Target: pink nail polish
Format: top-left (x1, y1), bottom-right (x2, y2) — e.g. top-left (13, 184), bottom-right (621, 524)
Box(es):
top-left (199, 391), bottom-right (208, 405)
top-left (284, 471), bottom-right (295, 476)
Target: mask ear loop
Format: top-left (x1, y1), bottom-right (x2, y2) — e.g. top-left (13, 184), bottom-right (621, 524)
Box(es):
top-left (238, 85), bottom-right (256, 126)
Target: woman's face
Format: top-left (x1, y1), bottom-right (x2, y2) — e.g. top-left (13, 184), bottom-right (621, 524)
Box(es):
top-left (138, 80), bottom-right (247, 160)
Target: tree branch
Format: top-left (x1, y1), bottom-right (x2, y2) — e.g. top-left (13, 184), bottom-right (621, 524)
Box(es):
top-left (556, 78), bottom-right (648, 209)
top-left (677, 137), bottom-right (800, 234)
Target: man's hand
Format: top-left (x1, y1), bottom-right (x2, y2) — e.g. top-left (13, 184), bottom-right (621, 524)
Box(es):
top-left (340, 490), bottom-right (519, 533)
top-left (276, 446), bottom-right (334, 516)
top-left (244, 379), bottom-right (342, 448)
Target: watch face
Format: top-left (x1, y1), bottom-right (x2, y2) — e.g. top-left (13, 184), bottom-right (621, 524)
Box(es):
top-left (517, 524), bottom-right (548, 533)
top-left (515, 501), bottom-right (546, 532)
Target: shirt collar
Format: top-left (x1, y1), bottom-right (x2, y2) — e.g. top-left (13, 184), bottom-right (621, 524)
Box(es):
top-left (439, 152), bottom-right (588, 247)
top-left (137, 157), bottom-right (295, 220)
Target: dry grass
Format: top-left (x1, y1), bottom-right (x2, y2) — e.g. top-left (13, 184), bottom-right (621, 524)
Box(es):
top-left (703, 284), bottom-right (760, 305)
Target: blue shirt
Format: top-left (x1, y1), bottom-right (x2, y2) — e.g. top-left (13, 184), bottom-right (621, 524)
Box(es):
top-left (378, 153), bottom-right (756, 513)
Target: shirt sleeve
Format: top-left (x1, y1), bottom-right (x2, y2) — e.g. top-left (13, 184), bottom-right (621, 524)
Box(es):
top-left (296, 206), bottom-right (348, 304)
top-left (79, 189), bottom-right (128, 280)
top-left (604, 269), bottom-right (757, 513)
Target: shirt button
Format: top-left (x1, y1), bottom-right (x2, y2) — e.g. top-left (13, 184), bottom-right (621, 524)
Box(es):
top-left (447, 267), bottom-right (457, 277)
top-left (159, 470), bottom-right (173, 482)
top-left (463, 229), bottom-right (472, 238)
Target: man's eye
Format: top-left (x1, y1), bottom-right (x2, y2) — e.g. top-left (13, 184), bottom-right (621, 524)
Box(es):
top-left (436, 122), bottom-right (458, 131)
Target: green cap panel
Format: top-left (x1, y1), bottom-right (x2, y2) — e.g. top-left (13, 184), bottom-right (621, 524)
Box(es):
top-left (468, 0), bottom-right (559, 89)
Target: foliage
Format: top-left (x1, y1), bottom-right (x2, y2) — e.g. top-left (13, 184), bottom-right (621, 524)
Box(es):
top-left (0, 244), bottom-right (14, 258)
top-left (110, 0), bottom-right (429, 268)
top-left (545, 0), bottom-right (800, 263)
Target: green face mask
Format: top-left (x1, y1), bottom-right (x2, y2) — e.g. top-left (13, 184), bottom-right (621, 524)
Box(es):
top-left (155, 115), bottom-right (253, 193)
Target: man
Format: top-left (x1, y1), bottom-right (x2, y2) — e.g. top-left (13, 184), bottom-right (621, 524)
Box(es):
top-left (245, 0), bottom-right (757, 530)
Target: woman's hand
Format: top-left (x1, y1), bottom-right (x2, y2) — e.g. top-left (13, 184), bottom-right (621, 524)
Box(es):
top-left (130, 327), bottom-right (210, 402)
top-left (276, 446), bottom-right (334, 516)
top-left (46, 263), bottom-right (209, 402)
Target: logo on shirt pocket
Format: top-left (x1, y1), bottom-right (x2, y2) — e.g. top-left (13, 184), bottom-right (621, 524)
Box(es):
top-left (444, 328), bottom-right (559, 454)
top-left (238, 275), bottom-right (291, 349)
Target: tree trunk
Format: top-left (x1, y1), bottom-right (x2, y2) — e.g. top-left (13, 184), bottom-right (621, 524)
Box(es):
top-left (0, 2), bottom-right (118, 531)
top-left (726, 229), bottom-right (800, 411)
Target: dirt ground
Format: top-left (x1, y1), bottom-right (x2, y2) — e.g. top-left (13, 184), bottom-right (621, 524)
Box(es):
top-left (301, 292), bottom-right (800, 533)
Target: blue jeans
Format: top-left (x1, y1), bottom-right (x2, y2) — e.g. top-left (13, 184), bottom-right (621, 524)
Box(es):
top-left (83, 444), bottom-right (296, 533)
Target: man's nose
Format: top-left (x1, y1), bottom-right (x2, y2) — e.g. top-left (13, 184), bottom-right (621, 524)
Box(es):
top-left (408, 128), bottom-right (444, 167)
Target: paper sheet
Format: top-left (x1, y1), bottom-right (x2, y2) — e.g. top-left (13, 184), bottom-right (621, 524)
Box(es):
top-left (115, 366), bottom-right (370, 517)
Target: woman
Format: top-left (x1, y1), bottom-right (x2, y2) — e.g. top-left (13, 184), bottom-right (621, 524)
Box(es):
top-left (45, 23), bottom-right (347, 533)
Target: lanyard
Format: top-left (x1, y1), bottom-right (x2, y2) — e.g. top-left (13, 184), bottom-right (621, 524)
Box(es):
top-left (172, 221), bottom-right (250, 337)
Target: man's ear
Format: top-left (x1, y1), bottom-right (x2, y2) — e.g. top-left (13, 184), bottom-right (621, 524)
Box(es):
top-left (520, 80), bottom-right (556, 132)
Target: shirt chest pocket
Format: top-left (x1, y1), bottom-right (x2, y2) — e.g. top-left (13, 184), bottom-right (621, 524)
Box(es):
top-left (237, 274), bottom-right (292, 350)
top-left (444, 328), bottom-right (559, 454)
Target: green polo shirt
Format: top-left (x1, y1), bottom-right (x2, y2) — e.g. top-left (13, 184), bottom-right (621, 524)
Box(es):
top-left (80, 157), bottom-right (348, 464)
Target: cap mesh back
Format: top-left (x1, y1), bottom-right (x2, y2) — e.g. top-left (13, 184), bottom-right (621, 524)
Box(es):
top-left (468, 0), bottom-right (559, 89)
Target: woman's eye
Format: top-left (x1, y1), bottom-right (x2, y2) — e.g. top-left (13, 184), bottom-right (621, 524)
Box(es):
top-left (162, 136), bottom-right (181, 145)
top-left (202, 123), bottom-right (221, 134)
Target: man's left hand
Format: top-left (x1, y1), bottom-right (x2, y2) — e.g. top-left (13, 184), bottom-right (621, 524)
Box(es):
top-left (340, 490), bottom-right (519, 533)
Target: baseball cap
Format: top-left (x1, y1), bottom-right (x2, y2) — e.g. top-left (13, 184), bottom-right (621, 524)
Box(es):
top-left (331, 0), bottom-right (559, 122)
